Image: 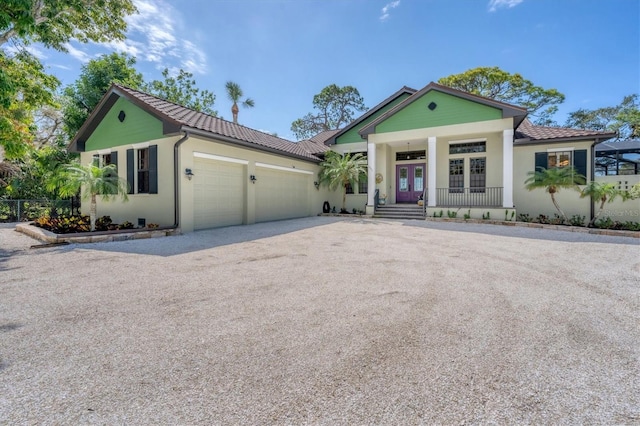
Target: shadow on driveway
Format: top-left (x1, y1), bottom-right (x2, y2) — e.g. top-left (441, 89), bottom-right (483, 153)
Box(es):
top-left (66, 216), bottom-right (351, 257)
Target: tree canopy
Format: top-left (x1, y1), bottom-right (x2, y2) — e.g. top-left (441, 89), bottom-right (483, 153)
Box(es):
top-left (565, 94), bottom-right (640, 140)
top-left (63, 52), bottom-right (144, 138)
top-left (144, 68), bottom-right (217, 116)
top-left (438, 67), bottom-right (565, 125)
top-left (0, 0), bottom-right (136, 49)
top-left (0, 0), bottom-right (136, 159)
top-left (225, 81), bottom-right (254, 124)
top-left (291, 84), bottom-right (367, 140)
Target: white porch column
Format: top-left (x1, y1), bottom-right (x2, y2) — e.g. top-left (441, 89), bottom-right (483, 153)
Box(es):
top-left (366, 140), bottom-right (376, 212)
top-left (427, 136), bottom-right (436, 207)
top-left (502, 128), bottom-right (514, 208)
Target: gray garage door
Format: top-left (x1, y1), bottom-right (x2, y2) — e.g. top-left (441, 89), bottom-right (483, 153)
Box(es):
top-left (193, 157), bottom-right (244, 230)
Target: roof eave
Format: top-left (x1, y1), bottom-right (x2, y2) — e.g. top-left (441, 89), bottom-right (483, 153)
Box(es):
top-left (182, 126), bottom-right (322, 163)
top-left (325, 86), bottom-right (417, 145)
top-left (514, 132), bottom-right (617, 146)
top-left (68, 84), bottom-right (182, 152)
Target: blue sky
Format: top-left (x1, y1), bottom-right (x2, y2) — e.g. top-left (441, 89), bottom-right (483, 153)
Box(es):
top-left (34, 0), bottom-right (640, 140)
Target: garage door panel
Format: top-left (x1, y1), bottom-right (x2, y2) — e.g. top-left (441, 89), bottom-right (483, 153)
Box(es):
top-left (256, 168), bottom-right (308, 223)
top-left (193, 158), bottom-right (244, 230)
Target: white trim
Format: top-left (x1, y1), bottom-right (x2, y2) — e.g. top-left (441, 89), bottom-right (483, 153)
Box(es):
top-left (131, 142), bottom-right (149, 150)
top-left (367, 141), bottom-right (376, 207)
top-left (97, 149), bottom-right (111, 155)
top-left (502, 129), bottom-right (514, 208)
top-left (256, 162), bottom-right (313, 175)
top-left (428, 136), bottom-right (437, 207)
top-left (194, 152), bottom-right (249, 165)
top-left (448, 137), bottom-right (487, 144)
top-left (547, 147), bottom-right (575, 152)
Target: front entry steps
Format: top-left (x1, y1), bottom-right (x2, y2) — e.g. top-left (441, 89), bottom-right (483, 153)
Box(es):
top-left (373, 204), bottom-right (425, 220)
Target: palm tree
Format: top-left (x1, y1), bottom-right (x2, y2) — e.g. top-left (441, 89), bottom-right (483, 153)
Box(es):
top-left (318, 151), bottom-right (368, 213)
top-left (225, 81), bottom-right (254, 124)
top-left (580, 181), bottom-right (621, 227)
top-left (49, 163), bottom-right (129, 231)
top-left (524, 166), bottom-right (585, 223)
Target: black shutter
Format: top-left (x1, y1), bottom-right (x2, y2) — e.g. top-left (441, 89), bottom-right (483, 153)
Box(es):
top-left (149, 144), bottom-right (158, 194)
top-left (111, 151), bottom-right (118, 170)
top-left (574, 149), bottom-right (587, 180)
top-left (535, 152), bottom-right (547, 171)
top-left (127, 148), bottom-right (134, 194)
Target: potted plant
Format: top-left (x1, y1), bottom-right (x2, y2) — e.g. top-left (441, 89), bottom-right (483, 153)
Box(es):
top-left (379, 193), bottom-right (387, 205)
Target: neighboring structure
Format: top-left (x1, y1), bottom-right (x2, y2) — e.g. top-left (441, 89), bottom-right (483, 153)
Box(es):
top-left (69, 82), bottom-right (638, 232)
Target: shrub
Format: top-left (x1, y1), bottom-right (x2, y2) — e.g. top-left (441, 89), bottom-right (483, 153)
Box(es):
top-left (568, 215), bottom-right (585, 227)
top-left (447, 210), bottom-right (457, 218)
top-left (534, 214), bottom-right (550, 224)
top-left (118, 221), bottom-right (134, 230)
top-left (33, 214), bottom-right (91, 233)
top-left (95, 215), bottom-right (113, 231)
top-left (550, 214), bottom-right (564, 225)
top-left (517, 213), bottom-right (532, 222)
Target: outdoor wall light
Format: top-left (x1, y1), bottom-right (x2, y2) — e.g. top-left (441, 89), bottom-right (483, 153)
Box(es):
top-left (250, 174), bottom-right (257, 183)
top-left (185, 168), bottom-right (194, 180)
top-left (314, 181), bottom-right (320, 190)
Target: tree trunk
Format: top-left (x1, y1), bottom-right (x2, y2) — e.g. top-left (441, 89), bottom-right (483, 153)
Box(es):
top-left (90, 194), bottom-right (97, 232)
top-left (231, 102), bottom-right (239, 124)
top-left (588, 198), bottom-right (607, 227)
top-left (550, 193), bottom-right (568, 223)
top-left (342, 187), bottom-right (346, 213)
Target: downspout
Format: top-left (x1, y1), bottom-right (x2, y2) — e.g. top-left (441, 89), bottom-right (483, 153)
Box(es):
top-left (173, 131), bottom-right (191, 228)
top-left (589, 139), bottom-right (599, 224)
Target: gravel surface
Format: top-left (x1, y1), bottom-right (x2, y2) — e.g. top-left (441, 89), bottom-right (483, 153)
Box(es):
top-left (1, 218), bottom-right (639, 424)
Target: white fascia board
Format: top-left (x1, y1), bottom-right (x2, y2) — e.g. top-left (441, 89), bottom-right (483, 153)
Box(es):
top-left (255, 162), bottom-right (313, 175)
top-left (193, 152), bottom-right (249, 165)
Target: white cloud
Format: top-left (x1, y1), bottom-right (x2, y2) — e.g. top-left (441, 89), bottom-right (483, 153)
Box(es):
top-left (3, 44), bottom-right (47, 59)
top-left (380, 0), bottom-right (401, 22)
top-left (61, 0), bottom-right (208, 74)
top-left (63, 42), bottom-right (90, 63)
top-left (488, 0), bottom-right (524, 12)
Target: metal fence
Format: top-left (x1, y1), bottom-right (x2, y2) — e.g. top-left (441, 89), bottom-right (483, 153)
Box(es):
top-left (435, 187), bottom-right (503, 207)
top-left (0, 199), bottom-right (73, 223)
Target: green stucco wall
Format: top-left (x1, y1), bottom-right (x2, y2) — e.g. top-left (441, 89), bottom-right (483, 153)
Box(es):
top-left (85, 97), bottom-right (164, 151)
top-left (336, 93), bottom-right (412, 144)
top-left (374, 91), bottom-right (502, 134)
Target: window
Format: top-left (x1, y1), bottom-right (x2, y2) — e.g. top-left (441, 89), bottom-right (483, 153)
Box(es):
top-left (470, 158), bottom-right (486, 193)
top-left (449, 159), bottom-right (464, 193)
top-left (127, 145), bottom-right (157, 194)
top-left (137, 148), bottom-right (150, 193)
top-left (547, 151), bottom-right (572, 168)
top-left (345, 182), bottom-right (354, 194)
top-left (395, 150), bottom-right (426, 161)
top-left (358, 179), bottom-right (367, 194)
top-left (103, 153), bottom-right (112, 166)
top-left (449, 141), bottom-right (486, 155)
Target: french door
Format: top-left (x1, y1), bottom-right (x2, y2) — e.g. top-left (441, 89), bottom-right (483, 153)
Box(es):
top-left (396, 163), bottom-right (425, 203)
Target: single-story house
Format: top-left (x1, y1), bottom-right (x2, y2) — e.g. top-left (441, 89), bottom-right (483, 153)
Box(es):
top-left (69, 82), bottom-right (638, 232)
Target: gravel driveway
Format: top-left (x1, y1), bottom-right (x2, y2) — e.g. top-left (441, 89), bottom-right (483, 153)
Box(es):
top-left (1, 218), bottom-right (639, 424)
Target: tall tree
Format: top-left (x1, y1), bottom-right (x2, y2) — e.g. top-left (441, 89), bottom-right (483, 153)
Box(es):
top-left (0, 0), bottom-right (136, 158)
top-left (144, 68), bottom-right (217, 115)
top-left (225, 81), bottom-right (254, 124)
top-left (524, 166), bottom-right (585, 223)
top-left (0, 0), bottom-right (136, 48)
top-left (438, 67), bottom-right (565, 125)
top-left (318, 151), bottom-right (368, 213)
top-left (565, 94), bottom-right (640, 140)
top-left (291, 84), bottom-right (367, 140)
top-left (0, 49), bottom-right (59, 158)
top-left (63, 52), bottom-right (144, 138)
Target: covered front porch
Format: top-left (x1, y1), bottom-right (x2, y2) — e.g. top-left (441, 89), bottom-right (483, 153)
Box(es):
top-left (362, 122), bottom-right (515, 214)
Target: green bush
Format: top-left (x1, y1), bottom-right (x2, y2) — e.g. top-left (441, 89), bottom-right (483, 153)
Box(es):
top-left (568, 215), bottom-right (585, 226)
top-left (33, 214), bottom-right (91, 233)
top-left (95, 215), bottom-right (113, 231)
top-left (517, 213), bottom-right (532, 222)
